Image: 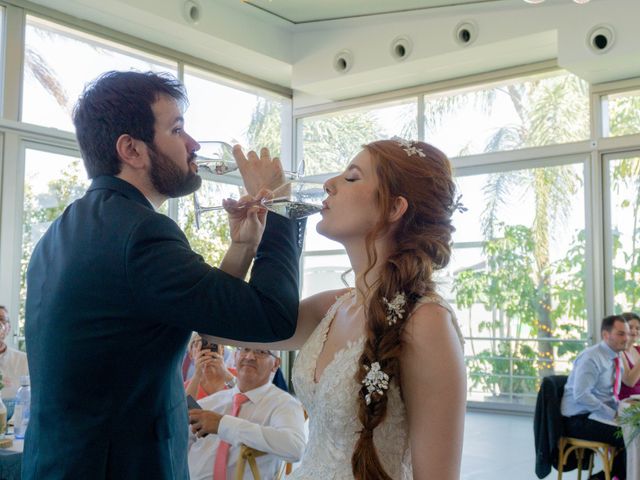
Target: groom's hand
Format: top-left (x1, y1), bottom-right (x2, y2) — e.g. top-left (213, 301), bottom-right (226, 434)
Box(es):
top-left (233, 144), bottom-right (285, 196)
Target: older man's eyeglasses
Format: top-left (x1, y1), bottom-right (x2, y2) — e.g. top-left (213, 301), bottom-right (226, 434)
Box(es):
top-left (238, 347), bottom-right (276, 358)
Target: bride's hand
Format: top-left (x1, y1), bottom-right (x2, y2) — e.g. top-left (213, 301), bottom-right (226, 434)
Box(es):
top-left (224, 190), bottom-right (270, 247)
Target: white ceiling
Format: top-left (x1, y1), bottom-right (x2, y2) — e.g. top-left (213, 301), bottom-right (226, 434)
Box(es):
top-left (239, 0), bottom-right (504, 24)
top-left (30, 0), bottom-right (632, 103)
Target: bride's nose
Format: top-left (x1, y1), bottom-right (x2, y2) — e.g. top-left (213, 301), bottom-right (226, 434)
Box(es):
top-left (323, 176), bottom-right (337, 195)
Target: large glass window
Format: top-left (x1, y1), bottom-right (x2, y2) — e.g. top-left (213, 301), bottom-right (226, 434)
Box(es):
top-left (20, 148), bottom-right (89, 342)
top-left (608, 153), bottom-right (640, 311)
top-left (301, 214), bottom-right (353, 298)
top-left (183, 66), bottom-right (286, 154)
top-left (299, 99), bottom-right (417, 175)
top-left (602, 90), bottom-right (640, 137)
top-left (22, 16), bottom-right (177, 131)
top-left (178, 66), bottom-right (289, 261)
top-left (424, 73), bottom-right (590, 158)
top-left (449, 161), bottom-right (587, 405)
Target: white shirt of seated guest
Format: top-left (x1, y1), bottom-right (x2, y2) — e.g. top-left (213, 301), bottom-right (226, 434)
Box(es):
top-left (188, 382), bottom-right (306, 480)
top-left (0, 347), bottom-right (28, 399)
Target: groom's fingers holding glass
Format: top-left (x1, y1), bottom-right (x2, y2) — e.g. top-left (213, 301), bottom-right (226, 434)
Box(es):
top-left (235, 145), bottom-right (285, 196)
top-left (232, 144), bottom-right (248, 169)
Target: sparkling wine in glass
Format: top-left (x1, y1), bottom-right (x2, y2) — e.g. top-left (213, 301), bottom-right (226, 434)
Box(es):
top-left (195, 141), bottom-right (237, 176)
top-left (193, 179), bottom-right (325, 225)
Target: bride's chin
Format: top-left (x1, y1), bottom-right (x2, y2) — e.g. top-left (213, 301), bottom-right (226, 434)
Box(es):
top-left (315, 222), bottom-right (333, 239)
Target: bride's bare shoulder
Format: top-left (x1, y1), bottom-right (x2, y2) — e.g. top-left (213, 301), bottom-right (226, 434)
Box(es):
top-left (301, 288), bottom-right (353, 319)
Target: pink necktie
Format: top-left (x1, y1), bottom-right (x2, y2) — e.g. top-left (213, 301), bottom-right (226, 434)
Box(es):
top-left (613, 356), bottom-right (621, 402)
top-left (213, 392), bottom-right (250, 480)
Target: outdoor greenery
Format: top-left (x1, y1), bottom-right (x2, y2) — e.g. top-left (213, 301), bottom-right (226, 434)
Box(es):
top-left (452, 81), bottom-right (640, 402)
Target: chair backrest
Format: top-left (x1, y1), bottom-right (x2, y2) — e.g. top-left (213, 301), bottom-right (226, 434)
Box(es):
top-left (235, 444), bottom-right (267, 480)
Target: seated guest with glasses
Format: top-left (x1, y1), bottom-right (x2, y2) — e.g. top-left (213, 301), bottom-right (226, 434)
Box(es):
top-left (188, 347), bottom-right (306, 480)
top-left (561, 314), bottom-right (629, 480)
top-left (0, 306), bottom-right (29, 403)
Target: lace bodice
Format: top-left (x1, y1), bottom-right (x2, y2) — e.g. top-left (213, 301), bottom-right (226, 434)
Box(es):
top-left (290, 290), bottom-right (463, 480)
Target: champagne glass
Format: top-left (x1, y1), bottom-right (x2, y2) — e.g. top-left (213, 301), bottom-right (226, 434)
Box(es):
top-left (194, 141), bottom-right (238, 176)
top-left (193, 178), bottom-right (325, 227)
top-left (195, 140), bottom-right (301, 179)
top-left (193, 141), bottom-right (323, 227)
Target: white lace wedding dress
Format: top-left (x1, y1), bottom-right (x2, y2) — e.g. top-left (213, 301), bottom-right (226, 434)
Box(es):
top-left (289, 290), bottom-right (464, 480)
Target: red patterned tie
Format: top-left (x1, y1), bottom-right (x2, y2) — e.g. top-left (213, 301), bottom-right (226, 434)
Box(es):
top-left (613, 356), bottom-right (621, 402)
top-left (213, 392), bottom-right (250, 479)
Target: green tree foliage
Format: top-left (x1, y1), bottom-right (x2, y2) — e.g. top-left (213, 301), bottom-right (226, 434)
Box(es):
top-left (608, 93), bottom-right (640, 137)
top-left (453, 75), bottom-right (592, 399)
top-left (178, 196), bottom-right (230, 268)
top-left (301, 114), bottom-right (379, 175)
top-left (246, 98), bottom-right (283, 158)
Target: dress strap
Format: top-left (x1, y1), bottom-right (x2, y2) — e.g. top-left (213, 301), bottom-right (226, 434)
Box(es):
top-left (415, 294), bottom-right (465, 346)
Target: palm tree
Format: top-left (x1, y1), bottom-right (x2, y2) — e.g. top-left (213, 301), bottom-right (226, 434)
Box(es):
top-left (479, 75), bottom-right (588, 377)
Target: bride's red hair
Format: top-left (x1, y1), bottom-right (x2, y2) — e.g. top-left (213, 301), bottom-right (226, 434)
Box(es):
top-left (351, 139), bottom-right (457, 479)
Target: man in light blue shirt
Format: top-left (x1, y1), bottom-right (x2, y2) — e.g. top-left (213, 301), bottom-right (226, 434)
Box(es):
top-left (561, 314), bottom-right (629, 480)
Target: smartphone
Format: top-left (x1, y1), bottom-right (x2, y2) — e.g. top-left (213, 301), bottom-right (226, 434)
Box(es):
top-left (186, 395), bottom-right (208, 438)
top-left (186, 395), bottom-right (202, 410)
top-left (201, 338), bottom-right (218, 353)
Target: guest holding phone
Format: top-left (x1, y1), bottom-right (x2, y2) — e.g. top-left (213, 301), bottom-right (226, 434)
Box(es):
top-left (185, 335), bottom-right (236, 400)
top-left (188, 348), bottom-right (305, 480)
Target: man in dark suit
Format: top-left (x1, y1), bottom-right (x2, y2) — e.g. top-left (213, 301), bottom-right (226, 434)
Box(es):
top-left (23, 71), bottom-right (303, 479)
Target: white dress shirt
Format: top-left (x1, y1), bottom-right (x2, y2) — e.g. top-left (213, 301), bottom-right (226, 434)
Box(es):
top-left (561, 341), bottom-right (621, 422)
top-left (188, 382), bottom-right (306, 480)
top-left (0, 347), bottom-right (29, 399)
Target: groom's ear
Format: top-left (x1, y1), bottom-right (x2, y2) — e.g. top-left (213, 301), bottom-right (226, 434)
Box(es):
top-left (116, 134), bottom-right (149, 170)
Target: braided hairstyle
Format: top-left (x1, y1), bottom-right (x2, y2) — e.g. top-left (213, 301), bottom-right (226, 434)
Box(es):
top-left (351, 139), bottom-right (457, 479)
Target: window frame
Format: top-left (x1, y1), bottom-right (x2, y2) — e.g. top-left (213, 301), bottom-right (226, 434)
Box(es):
top-left (293, 69), bottom-right (640, 413)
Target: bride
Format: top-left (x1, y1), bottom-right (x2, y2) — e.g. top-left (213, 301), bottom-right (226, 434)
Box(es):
top-left (211, 138), bottom-right (466, 479)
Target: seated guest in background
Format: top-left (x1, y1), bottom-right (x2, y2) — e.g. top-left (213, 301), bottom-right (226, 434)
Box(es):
top-left (620, 311), bottom-right (640, 400)
top-left (188, 347), bottom-right (306, 480)
top-left (185, 336), bottom-right (236, 400)
top-left (182, 333), bottom-right (200, 381)
top-left (561, 314), bottom-right (629, 480)
top-left (0, 306), bottom-right (29, 400)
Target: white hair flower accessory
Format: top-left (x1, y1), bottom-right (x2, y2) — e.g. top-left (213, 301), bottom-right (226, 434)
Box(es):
top-left (391, 136), bottom-right (426, 158)
top-left (362, 362), bottom-right (390, 405)
top-left (383, 292), bottom-right (406, 326)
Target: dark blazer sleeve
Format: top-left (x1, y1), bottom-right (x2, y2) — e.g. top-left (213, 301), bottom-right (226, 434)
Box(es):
top-left (125, 211), bottom-right (304, 342)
